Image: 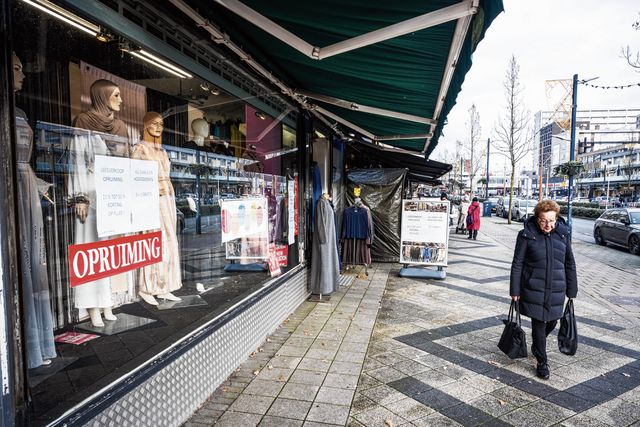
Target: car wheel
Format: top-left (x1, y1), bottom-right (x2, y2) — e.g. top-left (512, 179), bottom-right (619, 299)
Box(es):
top-left (594, 228), bottom-right (606, 246)
top-left (629, 235), bottom-right (640, 255)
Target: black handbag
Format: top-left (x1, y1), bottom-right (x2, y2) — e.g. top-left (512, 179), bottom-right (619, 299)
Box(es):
top-left (558, 299), bottom-right (578, 355)
top-left (498, 300), bottom-right (528, 359)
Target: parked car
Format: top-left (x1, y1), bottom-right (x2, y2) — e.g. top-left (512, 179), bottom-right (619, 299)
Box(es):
top-left (511, 198), bottom-right (536, 222)
top-left (593, 208), bottom-right (640, 255)
top-left (487, 197), bottom-right (500, 213)
top-left (494, 197), bottom-right (508, 218)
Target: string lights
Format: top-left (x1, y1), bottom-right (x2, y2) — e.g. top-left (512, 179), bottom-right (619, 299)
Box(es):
top-left (579, 80), bottom-right (640, 90)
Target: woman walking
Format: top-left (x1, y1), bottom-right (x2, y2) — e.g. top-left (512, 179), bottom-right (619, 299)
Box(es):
top-left (467, 197), bottom-right (481, 240)
top-left (509, 199), bottom-right (578, 379)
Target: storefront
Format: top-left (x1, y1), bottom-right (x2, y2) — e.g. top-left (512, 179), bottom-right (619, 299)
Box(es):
top-left (1, 0), bottom-right (502, 425)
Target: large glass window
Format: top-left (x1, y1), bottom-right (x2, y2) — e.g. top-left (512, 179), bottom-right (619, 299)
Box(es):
top-left (11, 2), bottom-right (301, 422)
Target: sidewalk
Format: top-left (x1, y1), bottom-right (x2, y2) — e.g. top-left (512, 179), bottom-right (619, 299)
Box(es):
top-left (185, 218), bottom-right (640, 426)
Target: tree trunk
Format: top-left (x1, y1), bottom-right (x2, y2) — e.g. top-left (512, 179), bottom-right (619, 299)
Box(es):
top-left (508, 164), bottom-right (516, 224)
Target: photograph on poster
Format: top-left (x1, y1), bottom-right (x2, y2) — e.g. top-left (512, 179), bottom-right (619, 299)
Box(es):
top-left (400, 199), bottom-right (449, 266)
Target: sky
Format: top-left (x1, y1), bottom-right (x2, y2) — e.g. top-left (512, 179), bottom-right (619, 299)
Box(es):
top-left (432, 0), bottom-right (640, 173)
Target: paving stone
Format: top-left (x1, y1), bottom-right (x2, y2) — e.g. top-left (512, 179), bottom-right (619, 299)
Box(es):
top-left (365, 366), bottom-right (406, 383)
top-left (297, 357), bottom-right (332, 373)
top-left (306, 348), bottom-right (338, 360)
top-left (259, 416), bottom-right (304, 427)
top-left (350, 393), bottom-right (378, 415)
top-left (289, 369), bottom-right (327, 386)
top-left (440, 402), bottom-right (495, 426)
top-left (243, 379), bottom-right (285, 397)
top-left (468, 394), bottom-right (516, 418)
top-left (323, 373), bottom-right (360, 390)
top-left (385, 397), bottom-right (435, 421)
top-left (228, 394), bottom-right (275, 415)
top-left (360, 384), bottom-right (409, 406)
top-left (329, 360), bottom-right (362, 376)
top-left (334, 350), bottom-right (367, 363)
top-left (580, 397), bottom-right (640, 426)
top-left (265, 397), bottom-right (312, 420)
top-left (315, 386), bottom-right (356, 406)
top-left (278, 346), bottom-right (311, 357)
top-left (214, 411), bottom-right (262, 427)
top-left (305, 402), bottom-right (350, 425)
top-left (411, 411), bottom-right (463, 426)
top-left (353, 406), bottom-right (406, 426)
top-left (279, 383), bottom-right (320, 401)
top-left (439, 381), bottom-right (487, 403)
top-left (268, 355), bottom-right (302, 369)
top-left (499, 399), bottom-right (575, 427)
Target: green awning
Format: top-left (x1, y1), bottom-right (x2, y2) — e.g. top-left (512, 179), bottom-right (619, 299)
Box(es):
top-left (178, 0), bottom-right (503, 155)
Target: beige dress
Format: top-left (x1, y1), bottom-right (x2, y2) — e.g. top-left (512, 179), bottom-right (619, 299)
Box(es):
top-left (131, 141), bottom-right (182, 294)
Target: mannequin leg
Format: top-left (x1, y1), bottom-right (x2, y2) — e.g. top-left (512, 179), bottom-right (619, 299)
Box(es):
top-left (88, 307), bottom-right (104, 327)
top-left (139, 291), bottom-right (159, 306)
top-left (158, 292), bottom-right (181, 301)
top-left (103, 307), bottom-right (117, 321)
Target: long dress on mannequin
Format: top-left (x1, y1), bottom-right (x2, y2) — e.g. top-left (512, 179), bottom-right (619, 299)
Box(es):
top-left (16, 110), bottom-right (57, 368)
top-left (69, 80), bottom-right (129, 311)
top-left (131, 141), bottom-right (182, 295)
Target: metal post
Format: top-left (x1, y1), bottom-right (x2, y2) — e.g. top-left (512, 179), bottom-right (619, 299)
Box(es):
top-left (485, 138), bottom-right (490, 198)
top-left (567, 74), bottom-right (578, 238)
top-left (459, 157), bottom-right (463, 195)
top-left (195, 150), bottom-right (202, 234)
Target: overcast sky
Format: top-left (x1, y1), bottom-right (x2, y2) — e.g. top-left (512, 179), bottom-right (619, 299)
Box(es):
top-left (433, 0), bottom-right (640, 172)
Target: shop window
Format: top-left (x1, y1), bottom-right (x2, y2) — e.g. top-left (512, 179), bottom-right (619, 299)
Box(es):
top-left (11, 2), bottom-right (301, 422)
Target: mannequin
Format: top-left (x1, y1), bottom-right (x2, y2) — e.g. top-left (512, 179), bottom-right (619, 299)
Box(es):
top-left (131, 112), bottom-right (182, 305)
top-left (70, 79), bottom-right (128, 326)
top-left (13, 52), bottom-right (57, 368)
top-left (191, 118), bottom-right (209, 147)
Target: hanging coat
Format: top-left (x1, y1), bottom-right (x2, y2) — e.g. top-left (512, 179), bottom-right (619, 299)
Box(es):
top-left (310, 198), bottom-right (340, 295)
top-left (510, 217), bottom-right (578, 321)
top-left (467, 201), bottom-right (481, 230)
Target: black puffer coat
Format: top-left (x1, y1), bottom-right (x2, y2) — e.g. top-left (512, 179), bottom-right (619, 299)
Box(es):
top-left (510, 216), bottom-right (578, 321)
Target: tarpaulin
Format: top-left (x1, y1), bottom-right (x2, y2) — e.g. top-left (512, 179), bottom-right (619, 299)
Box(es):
top-left (345, 169), bottom-right (406, 262)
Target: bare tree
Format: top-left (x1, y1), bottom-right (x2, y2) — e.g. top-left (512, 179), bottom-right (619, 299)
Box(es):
top-left (492, 55), bottom-right (533, 224)
top-left (464, 104), bottom-right (485, 195)
top-left (623, 134), bottom-right (638, 197)
top-left (620, 12), bottom-right (640, 71)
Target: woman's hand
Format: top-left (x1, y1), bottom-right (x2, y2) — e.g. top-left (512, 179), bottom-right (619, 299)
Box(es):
top-left (75, 202), bottom-right (89, 223)
top-left (511, 295), bottom-right (520, 301)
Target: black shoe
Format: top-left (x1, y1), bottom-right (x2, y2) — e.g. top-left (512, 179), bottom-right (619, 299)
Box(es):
top-left (536, 362), bottom-right (550, 380)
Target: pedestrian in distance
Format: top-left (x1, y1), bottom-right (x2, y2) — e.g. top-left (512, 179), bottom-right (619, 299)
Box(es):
top-left (466, 197), bottom-right (481, 240)
top-left (509, 199), bottom-right (578, 379)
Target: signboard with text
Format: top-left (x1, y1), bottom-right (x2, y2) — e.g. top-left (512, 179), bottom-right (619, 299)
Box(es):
top-left (68, 231), bottom-right (162, 287)
top-left (400, 199), bottom-right (450, 267)
top-left (95, 155), bottom-right (160, 237)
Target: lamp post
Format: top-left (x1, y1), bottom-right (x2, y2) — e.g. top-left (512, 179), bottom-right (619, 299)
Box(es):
top-left (567, 74), bottom-right (578, 238)
top-left (485, 138), bottom-right (490, 198)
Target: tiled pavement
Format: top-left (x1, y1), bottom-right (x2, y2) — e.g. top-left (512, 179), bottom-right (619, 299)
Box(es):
top-left (186, 217), bottom-right (640, 426)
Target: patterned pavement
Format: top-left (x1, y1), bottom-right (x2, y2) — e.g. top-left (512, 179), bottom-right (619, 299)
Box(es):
top-left (185, 216), bottom-right (640, 426)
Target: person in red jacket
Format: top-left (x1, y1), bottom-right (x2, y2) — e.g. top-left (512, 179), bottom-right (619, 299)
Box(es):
top-left (467, 197), bottom-right (481, 240)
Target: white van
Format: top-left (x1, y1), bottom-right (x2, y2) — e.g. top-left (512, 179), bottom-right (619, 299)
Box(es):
top-left (511, 199), bottom-right (536, 222)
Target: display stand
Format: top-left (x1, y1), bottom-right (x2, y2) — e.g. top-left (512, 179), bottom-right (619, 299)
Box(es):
top-left (76, 313), bottom-right (157, 336)
top-left (157, 294), bottom-right (208, 310)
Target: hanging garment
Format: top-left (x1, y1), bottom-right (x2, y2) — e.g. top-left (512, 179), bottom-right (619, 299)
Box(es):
top-left (131, 141), bottom-right (183, 295)
top-left (311, 163), bottom-right (321, 227)
top-left (310, 198), bottom-right (340, 294)
top-left (15, 112), bottom-right (56, 369)
top-left (341, 205), bottom-right (372, 266)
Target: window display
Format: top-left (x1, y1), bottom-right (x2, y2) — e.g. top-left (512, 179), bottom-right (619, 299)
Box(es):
top-left (11, 2), bottom-right (302, 422)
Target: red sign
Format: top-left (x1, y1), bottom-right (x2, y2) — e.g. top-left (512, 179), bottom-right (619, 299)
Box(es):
top-left (294, 175), bottom-right (299, 236)
top-left (267, 244), bottom-right (282, 277)
top-left (68, 231), bottom-right (162, 287)
top-left (55, 332), bottom-right (99, 345)
top-left (274, 244), bottom-right (288, 267)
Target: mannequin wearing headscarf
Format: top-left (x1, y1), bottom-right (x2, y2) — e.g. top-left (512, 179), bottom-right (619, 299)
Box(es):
top-left (131, 112), bottom-right (182, 305)
top-left (13, 52), bottom-right (57, 368)
top-left (69, 79), bottom-right (129, 327)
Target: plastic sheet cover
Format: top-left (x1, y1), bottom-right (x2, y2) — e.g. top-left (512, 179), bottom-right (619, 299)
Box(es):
top-left (345, 169), bottom-right (407, 262)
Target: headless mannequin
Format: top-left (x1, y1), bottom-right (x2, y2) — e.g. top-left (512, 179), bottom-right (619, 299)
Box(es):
top-left (72, 79), bottom-right (127, 327)
top-left (132, 112), bottom-right (182, 305)
top-left (191, 118), bottom-right (209, 147)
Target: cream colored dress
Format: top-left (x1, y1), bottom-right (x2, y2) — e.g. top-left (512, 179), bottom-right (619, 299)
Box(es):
top-left (131, 141), bottom-right (182, 294)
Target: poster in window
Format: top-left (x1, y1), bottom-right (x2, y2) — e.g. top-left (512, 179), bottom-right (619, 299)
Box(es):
top-left (399, 199), bottom-right (450, 266)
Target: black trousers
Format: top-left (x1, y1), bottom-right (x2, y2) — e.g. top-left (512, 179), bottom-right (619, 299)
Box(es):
top-left (531, 318), bottom-right (558, 364)
top-left (467, 229), bottom-right (478, 239)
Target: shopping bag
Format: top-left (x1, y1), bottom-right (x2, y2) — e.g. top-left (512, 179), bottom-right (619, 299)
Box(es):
top-left (498, 300), bottom-right (528, 359)
top-left (558, 299), bottom-right (578, 355)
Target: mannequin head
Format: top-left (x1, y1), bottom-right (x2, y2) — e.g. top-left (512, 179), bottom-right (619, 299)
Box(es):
top-left (143, 112), bottom-right (164, 143)
top-left (191, 118), bottom-right (209, 145)
top-left (89, 79), bottom-right (122, 116)
top-left (12, 52), bottom-right (25, 93)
